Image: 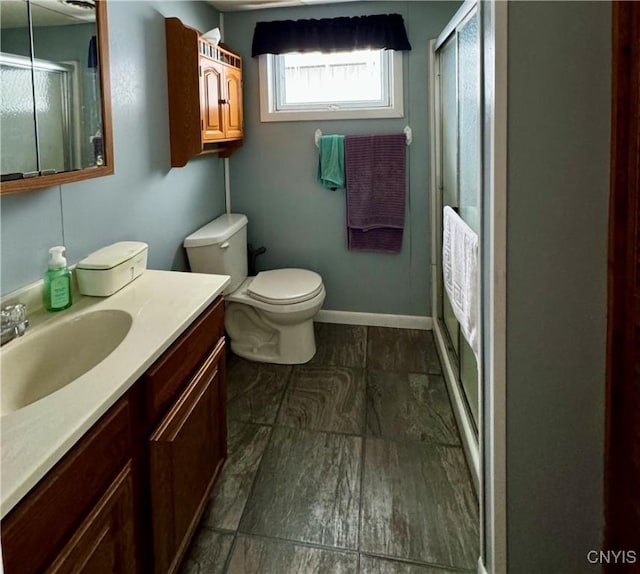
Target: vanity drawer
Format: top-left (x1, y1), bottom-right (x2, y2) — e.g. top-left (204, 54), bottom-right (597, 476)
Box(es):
top-left (1, 398), bottom-right (132, 574)
top-left (144, 296), bottom-right (224, 427)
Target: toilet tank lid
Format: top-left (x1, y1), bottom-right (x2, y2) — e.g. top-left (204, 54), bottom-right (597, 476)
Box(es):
top-left (184, 213), bottom-right (248, 248)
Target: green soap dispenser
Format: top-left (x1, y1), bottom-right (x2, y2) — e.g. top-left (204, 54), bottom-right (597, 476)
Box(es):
top-left (44, 246), bottom-right (72, 312)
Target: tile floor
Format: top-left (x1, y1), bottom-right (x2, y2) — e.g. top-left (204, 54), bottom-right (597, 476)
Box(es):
top-left (181, 324), bottom-right (479, 574)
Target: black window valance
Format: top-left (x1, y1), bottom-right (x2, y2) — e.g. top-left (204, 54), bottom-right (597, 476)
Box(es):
top-left (251, 13), bottom-right (412, 57)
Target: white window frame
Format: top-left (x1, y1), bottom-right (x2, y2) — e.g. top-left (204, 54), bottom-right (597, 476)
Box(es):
top-left (259, 50), bottom-right (404, 122)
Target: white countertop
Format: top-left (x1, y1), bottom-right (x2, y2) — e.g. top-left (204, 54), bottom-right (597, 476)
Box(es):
top-left (0, 269), bottom-right (230, 518)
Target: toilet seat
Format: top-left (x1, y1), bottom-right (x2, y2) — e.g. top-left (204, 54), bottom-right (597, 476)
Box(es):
top-left (247, 269), bottom-right (323, 305)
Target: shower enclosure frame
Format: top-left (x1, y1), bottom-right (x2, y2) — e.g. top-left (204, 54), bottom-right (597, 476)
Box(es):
top-left (430, 1), bottom-right (508, 572)
top-left (430, 0), bottom-right (482, 493)
top-left (0, 52), bottom-right (79, 174)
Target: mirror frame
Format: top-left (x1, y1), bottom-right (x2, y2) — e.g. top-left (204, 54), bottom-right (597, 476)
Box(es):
top-left (0, 0), bottom-right (113, 196)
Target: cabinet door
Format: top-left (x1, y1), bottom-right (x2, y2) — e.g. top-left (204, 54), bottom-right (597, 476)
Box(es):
top-left (149, 339), bottom-right (226, 574)
top-left (224, 66), bottom-right (243, 140)
top-left (199, 58), bottom-right (225, 142)
top-left (46, 463), bottom-right (137, 574)
top-left (1, 399), bottom-right (132, 574)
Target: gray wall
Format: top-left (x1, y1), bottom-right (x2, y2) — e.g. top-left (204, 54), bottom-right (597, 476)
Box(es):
top-left (1, 1), bottom-right (226, 295)
top-left (505, 2), bottom-right (610, 571)
top-left (225, 1), bottom-right (460, 316)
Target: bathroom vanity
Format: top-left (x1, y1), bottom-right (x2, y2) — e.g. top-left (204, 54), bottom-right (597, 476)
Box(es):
top-left (0, 270), bottom-right (230, 574)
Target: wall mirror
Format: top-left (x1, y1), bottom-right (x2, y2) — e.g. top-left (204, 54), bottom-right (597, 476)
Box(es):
top-left (0, 0), bottom-right (112, 195)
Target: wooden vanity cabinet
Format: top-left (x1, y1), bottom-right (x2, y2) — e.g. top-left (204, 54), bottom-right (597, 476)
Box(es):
top-left (149, 339), bottom-right (226, 574)
top-left (142, 295), bottom-right (226, 574)
top-left (47, 463), bottom-right (137, 574)
top-left (166, 17), bottom-right (243, 167)
top-left (1, 399), bottom-right (136, 574)
top-left (0, 297), bottom-right (227, 574)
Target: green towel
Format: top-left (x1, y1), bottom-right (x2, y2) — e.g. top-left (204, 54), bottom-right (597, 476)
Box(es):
top-left (316, 135), bottom-right (345, 190)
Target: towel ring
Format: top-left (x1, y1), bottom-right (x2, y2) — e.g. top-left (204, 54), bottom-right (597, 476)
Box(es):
top-left (403, 126), bottom-right (413, 145)
top-left (314, 126), bottom-right (412, 147)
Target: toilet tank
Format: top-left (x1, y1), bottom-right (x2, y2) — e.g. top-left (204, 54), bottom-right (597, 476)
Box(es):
top-left (184, 213), bottom-right (248, 294)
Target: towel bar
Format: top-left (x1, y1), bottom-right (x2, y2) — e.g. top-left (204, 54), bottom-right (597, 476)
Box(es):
top-left (314, 126), bottom-right (412, 147)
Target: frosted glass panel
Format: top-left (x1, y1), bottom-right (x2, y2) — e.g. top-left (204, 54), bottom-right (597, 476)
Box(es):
top-left (0, 2), bottom-right (104, 178)
top-left (443, 289), bottom-right (459, 355)
top-left (458, 12), bottom-right (480, 234)
top-left (460, 329), bottom-right (479, 423)
top-left (0, 64), bottom-right (38, 175)
top-left (440, 36), bottom-right (460, 353)
top-left (440, 37), bottom-right (458, 209)
top-left (33, 68), bottom-right (67, 172)
top-left (435, 8), bottom-right (480, 430)
top-left (457, 10), bottom-right (480, 427)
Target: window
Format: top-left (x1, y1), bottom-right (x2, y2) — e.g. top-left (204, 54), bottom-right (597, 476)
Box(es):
top-left (259, 49), bottom-right (403, 122)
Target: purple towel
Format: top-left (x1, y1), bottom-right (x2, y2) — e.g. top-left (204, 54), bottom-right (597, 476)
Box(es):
top-left (345, 134), bottom-right (406, 253)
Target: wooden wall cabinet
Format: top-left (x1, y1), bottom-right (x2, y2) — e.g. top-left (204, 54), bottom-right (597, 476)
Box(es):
top-left (1, 297), bottom-right (227, 574)
top-left (166, 17), bottom-right (243, 167)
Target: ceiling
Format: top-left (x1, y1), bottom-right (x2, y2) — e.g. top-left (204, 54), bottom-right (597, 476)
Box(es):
top-left (208, 0), bottom-right (359, 12)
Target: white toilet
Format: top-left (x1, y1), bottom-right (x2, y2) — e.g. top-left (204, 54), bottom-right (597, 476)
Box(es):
top-left (184, 214), bottom-right (325, 364)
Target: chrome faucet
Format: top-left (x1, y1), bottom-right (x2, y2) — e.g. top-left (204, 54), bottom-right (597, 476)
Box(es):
top-left (1, 304), bottom-right (29, 346)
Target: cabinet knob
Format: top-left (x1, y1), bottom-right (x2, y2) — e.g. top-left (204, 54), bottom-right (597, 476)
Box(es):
top-left (218, 99), bottom-right (228, 105)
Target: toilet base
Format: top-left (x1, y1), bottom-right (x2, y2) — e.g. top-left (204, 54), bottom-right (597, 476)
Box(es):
top-left (225, 302), bottom-right (318, 364)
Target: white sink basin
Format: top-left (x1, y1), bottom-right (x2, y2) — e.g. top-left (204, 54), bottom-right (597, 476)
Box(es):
top-left (1, 309), bottom-right (133, 415)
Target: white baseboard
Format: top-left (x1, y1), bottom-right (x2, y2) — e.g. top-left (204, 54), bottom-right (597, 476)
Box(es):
top-left (478, 557), bottom-right (489, 574)
top-left (315, 310), bottom-right (432, 330)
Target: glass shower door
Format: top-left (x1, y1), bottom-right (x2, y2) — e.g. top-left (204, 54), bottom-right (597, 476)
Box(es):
top-left (440, 36), bottom-right (460, 358)
top-left (0, 54), bottom-right (74, 176)
top-left (437, 7), bottom-right (481, 428)
top-left (33, 66), bottom-right (69, 173)
top-left (0, 58), bottom-right (38, 176)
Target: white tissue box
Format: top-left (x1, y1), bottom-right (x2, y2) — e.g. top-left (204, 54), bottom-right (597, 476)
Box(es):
top-left (76, 241), bottom-right (148, 297)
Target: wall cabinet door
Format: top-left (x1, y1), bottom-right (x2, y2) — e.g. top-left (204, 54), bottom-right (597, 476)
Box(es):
top-left (149, 341), bottom-right (225, 574)
top-left (224, 66), bottom-right (243, 140)
top-left (46, 463), bottom-right (137, 574)
top-left (200, 59), bottom-right (225, 142)
top-left (166, 18), bottom-right (243, 165)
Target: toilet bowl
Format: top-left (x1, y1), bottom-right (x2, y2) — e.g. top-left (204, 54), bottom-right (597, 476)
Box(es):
top-left (225, 271), bottom-right (325, 364)
top-left (184, 214), bottom-right (325, 364)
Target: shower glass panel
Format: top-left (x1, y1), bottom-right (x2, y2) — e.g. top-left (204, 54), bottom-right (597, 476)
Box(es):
top-left (458, 14), bottom-right (480, 235)
top-left (0, 54), bottom-right (74, 175)
top-left (457, 12), bottom-right (480, 425)
top-left (436, 7), bottom-right (480, 428)
top-left (0, 59), bottom-right (38, 175)
top-left (440, 36), bottom-right (460, 356)
top-left (33, 67), bottom-right (68, 173)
